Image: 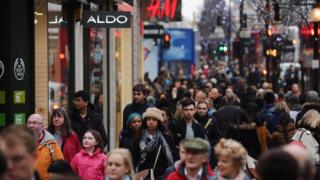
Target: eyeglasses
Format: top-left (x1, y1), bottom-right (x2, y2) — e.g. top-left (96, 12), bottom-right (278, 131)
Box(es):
top-left (27, 121), bottom-right (43, 125)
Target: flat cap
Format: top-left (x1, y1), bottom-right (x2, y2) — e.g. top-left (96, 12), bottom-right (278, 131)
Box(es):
top-left (183, 138), bottom-right (209, 152)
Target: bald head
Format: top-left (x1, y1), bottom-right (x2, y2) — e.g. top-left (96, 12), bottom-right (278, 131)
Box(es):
top-left (27, 114), bottom-right (44, 136)
top-left (283, 143), bottom-right (315, 180)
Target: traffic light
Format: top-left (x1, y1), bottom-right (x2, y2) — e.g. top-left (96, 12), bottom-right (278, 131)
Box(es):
top-left (163, 33), bottom-right (171, 49)
top-left (218, 44), bottom-right (228, 55)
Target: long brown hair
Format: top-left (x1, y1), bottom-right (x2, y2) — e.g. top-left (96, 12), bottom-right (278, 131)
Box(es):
top-left (48, 108), bottom-right (72, 137)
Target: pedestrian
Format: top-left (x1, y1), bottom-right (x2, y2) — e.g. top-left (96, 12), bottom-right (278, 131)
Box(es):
top-left (119, 113), bottom-right (142, 151)
top-left (213, 138), bottom-right (251, 180)
top-left (170, 99), bottom-right (205, 148)
top-left (166, 138), bottom-right (215, 180)
top-left (271, 112), bottom-right (296, 147)
top-left (105, 148), bottom-right (135, 180)
top-left (257, 148), bottom-right (300, 180)
top-left (1, 125), bottom-right (40, 180)
top-left (27, 114), bottom-right (64, 180)
top-left (48, 160), bottom-right (80, 180)
top-left (48, 108), bottom-right (81, 163)
top-left (69, 90), bottom-right (108, 147)
top-left (123, 84), bottom-right (152, 130)
top-left (71, 130), bottom-right (107, 180)
top-left (133, 107), bottom-right (177, 179)
top-left (164, 139), bottom-right (187, 178)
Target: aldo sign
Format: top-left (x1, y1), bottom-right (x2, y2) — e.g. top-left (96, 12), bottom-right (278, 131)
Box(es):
top-left (83, 11), bottom-right (131, 28)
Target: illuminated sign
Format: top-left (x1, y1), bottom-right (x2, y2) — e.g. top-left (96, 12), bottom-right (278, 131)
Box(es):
top-left (145, 0), bottom-right (181, 21)
top-left (83, 11), bottom-right (131, 28)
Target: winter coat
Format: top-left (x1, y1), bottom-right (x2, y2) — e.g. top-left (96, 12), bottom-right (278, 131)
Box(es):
top-left (119, 128), bottom-right (139, 152)
top-left (166, 162), bottom-right (215, 180)
top-left (69, 107), bottom-right (108, 147)
top-left (62, 132), bottom-right (81, 163)
top-left (122, 101), bottom-right (151, 129)
top-left (170, 119), bottom-right (206, 149)
top-left (271, 122), bottom-right (297, 147)
top-left (71, 148), bottom-right (106, 180)
top-left (214, 104), bottom-right (248, 138)
top-left (133, 133), bottom-right (178, 178)
top-left (35, 130), bottom-right (64, 180)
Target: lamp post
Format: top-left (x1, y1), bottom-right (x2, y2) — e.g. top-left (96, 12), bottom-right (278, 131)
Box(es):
top-left (310, 2), bottom-right (320, 92)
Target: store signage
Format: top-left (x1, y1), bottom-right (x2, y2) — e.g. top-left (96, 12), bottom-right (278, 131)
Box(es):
top-left (14, 58), bottom-right (25, 81)
top-left (144, 25), bottom-right (164, 38)
top-left (146, 0), bottom-right (179, 20)
top-left (14, 113), bottom-right (25, 125)
top-left (0, 60), bottom-right (4, 79)
top-left (48, 12), bottom-right (66, 27)
top-left (49, 16), bottom-right (64, 24)
top-left (83, 11), bottom-right (131, 28)
top-left (0, 91), bottom-right (5, 104)
top-left (0, 113), bottom-right (5, 126)
top-left (14, 91), bottom-right (25, 104)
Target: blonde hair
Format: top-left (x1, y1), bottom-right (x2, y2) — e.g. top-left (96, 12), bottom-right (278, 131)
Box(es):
top-left (275, 101), bottom-right (290, 113)
top-left (107, 148), bottom-right (135, 179)
top-left (214, 138), bottom-right (247, 170)
top-left (299, 110), bottom-right (320, 128)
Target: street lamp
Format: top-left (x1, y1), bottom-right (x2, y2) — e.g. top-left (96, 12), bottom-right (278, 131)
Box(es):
top-left (310, 2), bottom-right (320, 92)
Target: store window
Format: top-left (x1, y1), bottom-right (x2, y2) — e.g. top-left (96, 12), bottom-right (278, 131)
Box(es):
top-left (89, 27), bottom-right (105, 115)
top-left (48, 2), bottom-right (69, 113)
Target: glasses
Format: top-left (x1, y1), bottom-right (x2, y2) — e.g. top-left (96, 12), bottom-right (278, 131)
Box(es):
top-left (27, 121), bottom-right (43, 125)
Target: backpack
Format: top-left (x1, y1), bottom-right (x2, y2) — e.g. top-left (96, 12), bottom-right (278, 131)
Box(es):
top-left (291, 128), bottom-right (320, 164)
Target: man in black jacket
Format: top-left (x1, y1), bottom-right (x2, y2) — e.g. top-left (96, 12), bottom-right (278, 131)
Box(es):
top-left (69, 90), bottom-right (108, 147)
top-left (122, 84), bottom-right (152, 129)
top-left (171, 99), bottom-right (205, 149)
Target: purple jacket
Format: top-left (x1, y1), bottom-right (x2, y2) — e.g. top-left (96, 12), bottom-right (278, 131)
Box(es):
top-left (71, 148), bottom-right (106, 180)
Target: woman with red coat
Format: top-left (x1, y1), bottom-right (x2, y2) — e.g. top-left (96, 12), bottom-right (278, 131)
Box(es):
top-left (48, 108), bottom-right (81, 163)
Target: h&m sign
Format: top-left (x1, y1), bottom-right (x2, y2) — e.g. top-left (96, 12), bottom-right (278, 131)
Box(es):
top-left (82, 11), bottom-right (131, 28)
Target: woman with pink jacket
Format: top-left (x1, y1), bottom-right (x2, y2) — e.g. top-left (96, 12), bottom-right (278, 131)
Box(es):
top-left (71, 130), bottom-right (107, 180)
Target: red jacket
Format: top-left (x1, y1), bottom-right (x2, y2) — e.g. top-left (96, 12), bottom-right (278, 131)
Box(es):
top-left (62, 132), bottom-right (81, 163)
top-left (166, 162), bottom-right (214, 180)
top-left (71, 148), bottom-right (106, 180)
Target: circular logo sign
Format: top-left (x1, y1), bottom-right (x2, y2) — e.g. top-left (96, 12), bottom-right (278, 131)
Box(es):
top-left (0, 60), bottom-right (4, 79)
top-left (14, 58), bottom-right (25, 81)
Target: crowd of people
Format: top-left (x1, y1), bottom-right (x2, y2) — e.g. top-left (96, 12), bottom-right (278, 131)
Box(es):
top-left (0, 62), bottom-right (319, 180)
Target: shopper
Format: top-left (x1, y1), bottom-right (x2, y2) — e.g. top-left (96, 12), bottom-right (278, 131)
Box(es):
top-left (27, 114), bottom-right (64, 180)
top-left (48, 108), bottom-right (81, 163)
top-left (213, 138), bottom-right (251, 180)
top-left (1, 125), bottom-right (40, 180)
top-left (105, 148), bottom-right (135, 180)
top-left (69, 90), bottom-right (108, 147)
top-left (71, 130), bottom-right (107, 180)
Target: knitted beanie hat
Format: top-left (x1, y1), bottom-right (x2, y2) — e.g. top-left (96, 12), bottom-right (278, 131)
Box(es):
top-left (142, 107), bottom-right (163, 122)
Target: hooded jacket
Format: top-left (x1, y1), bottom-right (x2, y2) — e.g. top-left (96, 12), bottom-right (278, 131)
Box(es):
top-left (71, 148), bottom-right (106, 180)
top-left (34, 130), bottom-right (64, 180)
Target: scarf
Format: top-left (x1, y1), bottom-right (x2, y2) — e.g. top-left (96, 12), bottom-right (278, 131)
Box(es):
top-left (138, 130), bottom-right (174, 170)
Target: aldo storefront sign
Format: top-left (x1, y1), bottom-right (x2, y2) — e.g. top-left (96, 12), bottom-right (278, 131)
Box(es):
top-left (82, 11), bottom-right (131, 28)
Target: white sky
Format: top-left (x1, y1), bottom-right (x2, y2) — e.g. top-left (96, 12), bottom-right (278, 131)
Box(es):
top-left (182, 0), bottom-right (204, 22)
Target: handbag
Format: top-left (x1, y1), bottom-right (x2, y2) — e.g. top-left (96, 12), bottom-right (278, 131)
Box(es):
top-left (135, 145), bottom-right (162, 180)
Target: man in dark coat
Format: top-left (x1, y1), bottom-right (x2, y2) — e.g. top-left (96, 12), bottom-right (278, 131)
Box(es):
top-left (122, 84), bottom-right (152, 129)
top-left (170, 99), bottom-right (206, 149)
top-left (69, 90), bottom-right (108, 147)
top-left (214, 93), bottom-right (247, 138)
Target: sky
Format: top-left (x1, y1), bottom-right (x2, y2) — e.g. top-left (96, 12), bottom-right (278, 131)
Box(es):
top-left (182, 0), bottom-right (204, 22)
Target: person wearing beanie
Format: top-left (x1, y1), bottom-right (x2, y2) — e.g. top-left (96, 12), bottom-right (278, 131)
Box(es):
top-left (119, 113), bottom-right (142, 152)
top-left (132, 107), bottom-right (178, 179)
